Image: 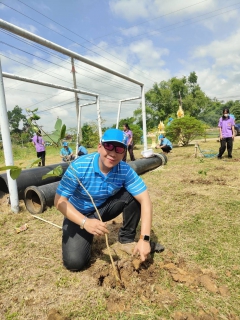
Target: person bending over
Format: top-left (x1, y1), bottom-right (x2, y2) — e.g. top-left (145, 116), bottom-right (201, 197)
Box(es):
top-left (60, 142), bottom-right (75, 162)
top-left (77, 143), bottom-right (88, 156)
top-left (156, 134), bottom-right (172, 153)
top-left (54, 128), bottom-right (157, 271)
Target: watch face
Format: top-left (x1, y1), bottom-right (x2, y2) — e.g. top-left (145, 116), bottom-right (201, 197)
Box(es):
top-left (144, 235), bottom-right (150, 241)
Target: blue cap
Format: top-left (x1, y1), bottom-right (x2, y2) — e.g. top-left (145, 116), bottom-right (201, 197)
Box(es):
top-left (63, 142), bottom-right (68, 146)
top-left (101, 129), bottom-right (127, 147)
top-left (159, 134), bottom-right (164, 139)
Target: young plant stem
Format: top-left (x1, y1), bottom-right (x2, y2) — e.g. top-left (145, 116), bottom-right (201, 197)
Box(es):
top-left (69, 164), bottom-right (121, 283)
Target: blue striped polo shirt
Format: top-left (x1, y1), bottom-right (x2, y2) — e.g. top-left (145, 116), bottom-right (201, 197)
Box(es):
top-left (56, 152), bottom-right (147, 214)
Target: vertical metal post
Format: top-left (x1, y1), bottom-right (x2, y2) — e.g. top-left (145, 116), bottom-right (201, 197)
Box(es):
top-left (76, 104), bottom-right (81, 156)
top-left (116, 100), bottom-right (122, 129)
top-left (0, 58), bottom-right (19, 213)
top-left (71, 57), bottom-right (79, 123)
top-left (96, 96), bottom-right (102, 139)
top-left (79, 105), bottom-right (82, 142)
top-left (141, 85), bottom-right (147, 151)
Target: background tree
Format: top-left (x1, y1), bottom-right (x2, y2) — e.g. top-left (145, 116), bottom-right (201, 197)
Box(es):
top-left (224, 100), bottom-right (240, 122)
top-left (81, 122), bottom-right (99, 148)
top-left (7, 105), bottom-right (27, 133)
top-left (165, 116), bottom-right (205, 146)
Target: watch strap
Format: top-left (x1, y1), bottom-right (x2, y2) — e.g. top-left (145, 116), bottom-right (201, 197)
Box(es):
top-left (140, 235), bottom-right (150, 242)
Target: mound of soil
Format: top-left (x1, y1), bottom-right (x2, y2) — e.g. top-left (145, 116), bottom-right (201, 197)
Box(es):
top-left (85, 220), bottom-right (232, 318)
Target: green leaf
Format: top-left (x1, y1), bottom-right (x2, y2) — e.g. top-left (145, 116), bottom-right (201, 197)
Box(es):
top-left (0, 166), bottom-right (20, 171)
top-left (29, 158), bottom-right (41, 167)
top-left (53, 165), bottom-right (63, 176)
top-left (54, 119), bottom-right (62, 131)
top-left (32, 114), bottom-right (40, 121)
top-left (10, 168), bottom-right (22, 180)
top-left (42, 173), bottom-right (57, 180)
top-left (42, 165), bottom-right (63, 180)
top-left (60, 125), bottom-right (66, 140)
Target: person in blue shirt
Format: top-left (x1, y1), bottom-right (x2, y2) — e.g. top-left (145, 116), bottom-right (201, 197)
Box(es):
top-left (54, 128), bottom-right (161, 271)
top-left (77, 143), bottom-right (88, 156)
top-left (156, 134), bottom-right (172, 153)
top-left (60, 142), bottom-right (75, 162)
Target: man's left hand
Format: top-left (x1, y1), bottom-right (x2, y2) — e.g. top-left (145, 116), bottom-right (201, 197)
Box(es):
top-left (133, 240), bottom-right (151, 261)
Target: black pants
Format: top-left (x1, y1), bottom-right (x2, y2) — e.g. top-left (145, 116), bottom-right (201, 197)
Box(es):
top-left (37, 151), bottom-right (46, 166)
top-left (122, 145), bottom-right (135, 162)
top-left (161, 146), bottom-right (172, 153)
top-left (218, 137), bottom-right (233, 158)
top-left (62, 188), bottom-right (141, 271)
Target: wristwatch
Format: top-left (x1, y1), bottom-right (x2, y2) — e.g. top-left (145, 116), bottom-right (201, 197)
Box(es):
top-left (80, 217), bottom-right (87, 229)
top-left (140, 235), bottom-right (150, 242)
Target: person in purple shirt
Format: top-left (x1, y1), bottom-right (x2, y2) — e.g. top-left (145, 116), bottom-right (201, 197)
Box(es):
top-left (32, 130), bottom-right (46, 166)
top-left (218, 108), bottom-right (235, 159)
top-left (122, 123), bottom-right (136, 162)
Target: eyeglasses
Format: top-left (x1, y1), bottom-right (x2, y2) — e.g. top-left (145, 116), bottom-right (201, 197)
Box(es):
top-left (102, 142), bottom-right (126, 154)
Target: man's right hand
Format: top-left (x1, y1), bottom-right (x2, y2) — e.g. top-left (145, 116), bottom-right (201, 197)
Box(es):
top-left (84, 218), bottom-right (109, 236)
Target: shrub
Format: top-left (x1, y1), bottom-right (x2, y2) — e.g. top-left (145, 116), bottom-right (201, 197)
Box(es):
top-left (165, 116), bottom-right (205, 145)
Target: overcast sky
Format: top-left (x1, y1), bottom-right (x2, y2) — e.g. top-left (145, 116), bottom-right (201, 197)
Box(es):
top-left (1, 0), bottom-right (240, 132)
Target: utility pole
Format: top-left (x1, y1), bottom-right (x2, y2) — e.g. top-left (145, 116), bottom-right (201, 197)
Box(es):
top-left (71, 58), bottom-right (80, 141)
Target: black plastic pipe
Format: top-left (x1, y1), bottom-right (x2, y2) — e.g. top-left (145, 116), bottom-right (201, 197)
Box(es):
top-left (23, 153), bottom-right (167, 214)
top-left (0, 162), bottom-right (69, 199)
top-left (128, 153), bottom-right (167, 174)
top-left (24, 181), bottom-right (59, 214)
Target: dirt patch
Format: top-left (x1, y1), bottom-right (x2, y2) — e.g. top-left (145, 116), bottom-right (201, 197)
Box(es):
top-left (186, 177), bottom-right (226, 185)
top-left (0, 191), bottom-right (9, 205)
top-left (0, 191), bottom-right (27, 214)
top-left (79, 220), bottom-right (231, 317)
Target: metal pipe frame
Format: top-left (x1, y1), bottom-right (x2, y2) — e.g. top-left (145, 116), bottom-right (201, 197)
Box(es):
top-left (0, 19), bottom-right (143, 86)
top-left (76, 101), bottom-right (97, 155)
top-left (116, 96), bottom-right (141, 129)
top-left (2, 72), bottom-right (98, 96)
top-left (0, 19), bottom-right (148, 150)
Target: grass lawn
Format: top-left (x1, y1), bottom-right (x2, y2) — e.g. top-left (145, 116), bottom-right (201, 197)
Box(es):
top-left (0, 137), bottom-right (240, 319)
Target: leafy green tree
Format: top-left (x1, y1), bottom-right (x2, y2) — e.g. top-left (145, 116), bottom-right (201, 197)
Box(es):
top-left (7, 105), bottom-right (27, 133)
top-left (134, 72), bottom-right (211, 130)
top-left (134, 81), bottom-right (176, 129)
top-left (224, 100), bottom-right (240, 122)
top-left (165, 116), bottom-right (205, 146)
top-left (170, 76), bottom-right (188, 100)
top-left (81, 122), bottom-right (99, 148)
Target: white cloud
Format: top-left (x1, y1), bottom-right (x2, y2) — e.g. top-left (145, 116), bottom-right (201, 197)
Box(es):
top-left (47, 23), bottom-right (61, 33)
top-left (109, 0), bottom-right (150, 21)
top-left (197, 7), bottom-right (238, 31)
top-left (129, 39), bottom-right (169, 68)
top-left (192, 28), bottom-right (240, 59)
top-left (109, 0), bottom-right (218, 21)
top-left (120, 26), bottom-right (143, 37)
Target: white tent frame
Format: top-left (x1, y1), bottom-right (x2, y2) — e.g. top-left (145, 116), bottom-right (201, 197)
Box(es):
top-left (0, 19), bottom-right (147, 213)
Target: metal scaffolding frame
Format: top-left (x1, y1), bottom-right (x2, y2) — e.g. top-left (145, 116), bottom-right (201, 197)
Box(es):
top-left (116, 96), bottom-right (141, 129)
top-left (0, 19), bottom-right (147, 213)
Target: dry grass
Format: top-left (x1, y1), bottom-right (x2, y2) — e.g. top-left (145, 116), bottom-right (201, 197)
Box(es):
top-left (0, 138), bottom-right (240, 319)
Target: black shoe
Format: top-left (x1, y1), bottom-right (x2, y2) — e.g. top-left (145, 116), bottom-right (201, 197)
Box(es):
top-left (217, 156), bottom-right (222, 159)
top-left (150, 241), bottom-right (165, 253)
top-left (228, 155), bottom-right (232, 158)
